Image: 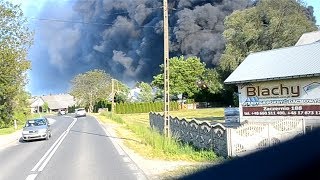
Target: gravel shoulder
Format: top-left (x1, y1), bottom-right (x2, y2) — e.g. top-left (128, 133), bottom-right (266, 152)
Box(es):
top-left (0, 130), bottom-right (21, 149)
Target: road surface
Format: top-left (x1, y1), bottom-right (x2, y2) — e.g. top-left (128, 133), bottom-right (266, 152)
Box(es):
top-left (0, 115), bottom-right (146, 180)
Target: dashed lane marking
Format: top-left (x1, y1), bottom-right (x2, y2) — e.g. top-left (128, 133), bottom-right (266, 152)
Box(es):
top-left (25, 174), bottom-right (37, 180)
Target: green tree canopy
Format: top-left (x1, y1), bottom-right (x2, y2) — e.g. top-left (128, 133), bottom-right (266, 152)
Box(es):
top-left (219, 0), bottom-right (317, 77)
top-left (137, 82), bottom-right (153, 102)
top-left (70, 69), bottom-right (112, 112)
top-left (217, 0), bottom-right (317, 106)
top-left (0, 1), bottom-right (33, 128)
top-left (152, 56), bottom-right (206, 98)
top-left (114, 80), bottom-right (130, 103)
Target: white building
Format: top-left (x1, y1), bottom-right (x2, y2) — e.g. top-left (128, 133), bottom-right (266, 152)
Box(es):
top-left (225, 31), bottom-right (320, 130)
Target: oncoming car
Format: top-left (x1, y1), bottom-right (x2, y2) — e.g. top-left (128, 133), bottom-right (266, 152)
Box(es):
top-left (75, 108), bottom-right (86, 117)
top-left (22, 118), bottom-right (52, 141)
top-left (58, 109), bottom-right (66, 115)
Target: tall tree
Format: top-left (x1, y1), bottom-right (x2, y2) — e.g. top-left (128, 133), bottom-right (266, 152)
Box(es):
top-left (219, 0), bottom-right (317, 76)
top-left (152, 56), bottom-right (206, 98)
top-left (70, 69), bottom-right (112, 112)
top-left (0, 1), bottom-right (33, 128)
top-left (114, 80), bottom-right (130, 103)
top-left (217, 0), bottom-right (318, 106)
top-left (137, 82), bottom-right (153, 102)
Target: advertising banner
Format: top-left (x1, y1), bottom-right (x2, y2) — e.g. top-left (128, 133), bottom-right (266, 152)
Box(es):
top-left (238, 77), bottom-right (320, 117)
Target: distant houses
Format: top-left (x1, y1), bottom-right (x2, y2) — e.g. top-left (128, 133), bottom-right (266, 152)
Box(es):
top-left (28, 94), bottom-right (75, 113)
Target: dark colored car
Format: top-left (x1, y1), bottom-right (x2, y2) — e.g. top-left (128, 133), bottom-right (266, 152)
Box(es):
top-left (22, 117), bottom-right (52, 141)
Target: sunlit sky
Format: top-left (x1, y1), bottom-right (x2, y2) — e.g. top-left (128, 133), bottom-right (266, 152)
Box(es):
top-left (7, 0), bottom-right (320, 96)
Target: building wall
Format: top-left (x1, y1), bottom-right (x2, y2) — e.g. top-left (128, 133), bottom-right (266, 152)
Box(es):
top-left (238, 76), bottom-right (320, 127)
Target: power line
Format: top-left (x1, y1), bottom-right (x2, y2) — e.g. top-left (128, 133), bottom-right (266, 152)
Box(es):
top-left (28, 17), bottom-right (158, 28)
top-left (27, 17), bottom-right (224, 34)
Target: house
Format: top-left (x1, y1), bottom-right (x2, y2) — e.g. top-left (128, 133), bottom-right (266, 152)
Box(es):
top-left (29, 97), bottom-right (45, 113)
top-left (225, 31), bottom-right (320, 130)
top-left (41, 94), bottom-right (75, 113)
top-left (29, 94), bottom-right (75, 113)
top-left (295, 31), bottom-right (320, 46)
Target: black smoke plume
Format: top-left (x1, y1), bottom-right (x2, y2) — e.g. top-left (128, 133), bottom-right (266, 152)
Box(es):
top-left (30, 0), bottom-right (250, 94)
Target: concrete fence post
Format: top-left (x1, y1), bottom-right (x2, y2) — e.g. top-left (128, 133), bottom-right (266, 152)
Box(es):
top-left (302, 119), bottom-right (306, 135)
top-left (268, 123), bottom-right (271, 147)
top-left (227, 128), bottom-right (232, 157)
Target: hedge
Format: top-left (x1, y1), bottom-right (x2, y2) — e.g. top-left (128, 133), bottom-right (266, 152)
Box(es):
top-left (115, 101), bottom-right (179, 114)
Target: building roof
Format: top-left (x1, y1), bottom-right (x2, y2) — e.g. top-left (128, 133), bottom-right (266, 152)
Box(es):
top-left (224, 42), bottom-right (320, 84)
top-left (295, 31), bottom-right (320, 46)
top-left (41, 94), bottom-right (75, 110)
top-left (29, 97), bottom-right (45, 108)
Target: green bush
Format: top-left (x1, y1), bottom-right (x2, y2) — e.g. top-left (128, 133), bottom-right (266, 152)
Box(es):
top-left (114, 101), bottom-right (180, 114)
top-left (186, 99), bottom-right (195, 104)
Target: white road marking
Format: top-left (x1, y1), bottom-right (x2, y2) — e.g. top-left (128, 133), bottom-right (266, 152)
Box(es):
top-left (128, 163), bottom-right (139, 171)
top-left (31, 117), bottom-right (77, 173)
top-left (135, 172), bottom-right (148, 180)
top-left (123, 156), bottom-right (131, 163)
top-left (38, 118), bottom-right (77, 172)
top-left (96, 119), bottom-right (126, 156)
top-left (25, 174), bottom-right (38, 180)
top-left (92, 116), bottom-right (148, 179)
top-left (38, 130), bottom-right (68, 171)
top-left (31, 131), bottom-right (66, 171)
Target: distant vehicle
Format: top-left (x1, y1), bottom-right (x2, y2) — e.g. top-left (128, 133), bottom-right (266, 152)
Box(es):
top-left (75, 108), bottom-right (86, 117)
top-left (22, 117), bottom-right (51, 141)
top-left (58, 109), bottom-right (66, 115)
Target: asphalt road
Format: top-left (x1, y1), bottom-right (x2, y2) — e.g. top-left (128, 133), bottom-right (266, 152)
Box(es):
top-left (0, 115), bottom-right (146, 180)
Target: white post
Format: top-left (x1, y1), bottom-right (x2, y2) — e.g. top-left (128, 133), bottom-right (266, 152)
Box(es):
top-left (14, 119), bottom-right (17, 130)
top-left (302, 119), bottom-right (306, 135)
top-left (268, 123), bottom-right (271, 147)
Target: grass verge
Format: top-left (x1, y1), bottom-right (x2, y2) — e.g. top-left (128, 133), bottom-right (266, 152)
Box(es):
top-left (98, 110), bottom-right (222, 162)
top-left (0, 113), bottom-right (53, 135)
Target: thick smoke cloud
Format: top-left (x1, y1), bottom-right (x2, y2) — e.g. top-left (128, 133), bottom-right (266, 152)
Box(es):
top-left (29, 0), bottom-right (250, 94)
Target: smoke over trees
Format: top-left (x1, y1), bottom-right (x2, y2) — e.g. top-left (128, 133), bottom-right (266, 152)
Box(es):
top-left (32, 0), bottom-right (251, 92)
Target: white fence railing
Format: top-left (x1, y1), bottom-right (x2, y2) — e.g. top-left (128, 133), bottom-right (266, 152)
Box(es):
top-left (227, 119), bottom-right (305, 157)
top-left (150, 113), bottom-right (305, 157)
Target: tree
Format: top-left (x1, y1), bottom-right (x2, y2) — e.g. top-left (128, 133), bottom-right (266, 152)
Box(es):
top-left (114, 80), bottom-right (130, 103)
top-left (219, 0), bottom-right (317, 77)
top-left (0, 1), bottom-right (33, 128)
top-left (137, 82), bottom-right (153, 102)
top-left (70, 69), bottom-right (112, 112)
top-left (43, 102), bottom-right (49, 112)
top-left (152, 56), bottom-right (206, 98)
top-left (217, 0), bottom-right (317, 106)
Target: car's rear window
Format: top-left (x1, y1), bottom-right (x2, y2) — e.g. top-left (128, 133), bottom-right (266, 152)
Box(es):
top-left (26, 119), bottom-right (46, 127)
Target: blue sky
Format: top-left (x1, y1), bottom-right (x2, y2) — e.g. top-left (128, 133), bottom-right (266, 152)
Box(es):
top-left (7, 0), bottom-right (320, 96)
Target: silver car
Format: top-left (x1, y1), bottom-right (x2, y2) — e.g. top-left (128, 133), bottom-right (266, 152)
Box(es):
top-left (75, 108), bottom-right (86, 117)
top-left (22, 118), bottom-right (52, 141)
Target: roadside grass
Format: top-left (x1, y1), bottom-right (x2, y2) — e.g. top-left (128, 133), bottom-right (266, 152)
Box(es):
top-left (119, 108), bottom-right (225, 125)
top-left (98, 108), bottom-right (225, 162)
top-left (0, 113), bottom-right (53, 135)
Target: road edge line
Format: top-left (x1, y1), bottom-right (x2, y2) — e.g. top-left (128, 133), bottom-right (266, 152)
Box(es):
top-left (92, 115), bottom-right (149, 180)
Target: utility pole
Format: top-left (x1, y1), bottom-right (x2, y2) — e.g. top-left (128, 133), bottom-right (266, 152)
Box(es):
top-left (163, 0), bottom-right (170, 137)
top-left (111, 79), bottom-right (115, 114)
